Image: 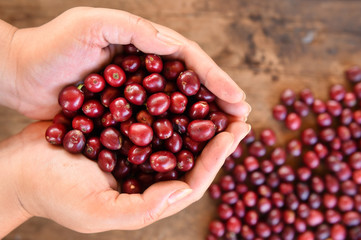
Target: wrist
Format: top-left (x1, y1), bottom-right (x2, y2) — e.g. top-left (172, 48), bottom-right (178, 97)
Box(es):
top-left (0, 134), bottom-right (32, 238)
top-left (0, 19), bottom-right (19, 111)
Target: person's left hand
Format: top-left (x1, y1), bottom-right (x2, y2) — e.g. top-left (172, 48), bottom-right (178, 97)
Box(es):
top-left (2, 121), bottom-right (249, 233)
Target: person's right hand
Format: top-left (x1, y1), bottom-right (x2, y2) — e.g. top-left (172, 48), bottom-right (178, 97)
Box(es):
top-left (1, 7), bottom-right (250, 120)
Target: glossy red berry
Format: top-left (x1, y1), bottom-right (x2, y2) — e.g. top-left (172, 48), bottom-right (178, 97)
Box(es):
top-left (98, 149), bottom-right (117, 172)
top-left (100, 127), bottom-right (122, 150)
top-left (83, 136), bottom-right (102, 160)
top-left (121, 55), bottom-right (141, 73)
top-left (187, 120), bottom-right (216, 142)
top-left (162, 60), bottom-right (185, 80)
top-left (109, 97), bottom-right (132, 122)
top-left (142, 73), bottom-right (166, 93)
top-left (84, 73), bottom-right (106, 93)
top-left (45, 123), bottom-right (67, 145)
top-left (146, 93), bottom-right (170, 116)
top-left (285, 113), bottom-right (301, 130)
top-left (150, 151), bottom-right (177, 172)
top-left (153, 118), bottom-right (173, 140)
top-left (176, 150), bottom-right (194, 171)
top-left (177, 70), bottom-right (201, 96)
top-left (145, 54), bottom-right (163, 73)
top-left (58, 85), bottom-right (84, 112)
top-left (72, 115), bottom-right (94, 134)
top-left (82, 99), bottom-right (105, 118)
top-left (128, 123), bottom-right (153, 147)
top-left (169, 92), bottom-right (188, 114)
top-left (103, 64), bottom-right (126, 87)
top-left (124, 83), bottom-right (147, 105)
top-left (128, 145), bottom-right (152, 165)
top-left (63, 129), bottom-right (86, 153)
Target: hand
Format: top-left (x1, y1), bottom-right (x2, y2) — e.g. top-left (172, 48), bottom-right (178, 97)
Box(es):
top-left (0, 7), bottom-right (251, 235)
top-left (3, 121), bottom-right (249, 234)
top-left (5, 7), bottom-right (249, 120)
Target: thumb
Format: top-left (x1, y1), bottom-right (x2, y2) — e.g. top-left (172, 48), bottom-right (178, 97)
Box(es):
top-left (85, 8), bottom-right (182, 55)
top-left (100, 180), bottom-right (192, 230)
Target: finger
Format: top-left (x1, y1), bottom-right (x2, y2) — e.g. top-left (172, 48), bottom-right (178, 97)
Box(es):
top-left (150, 23), bottom-right (246, 104)
top-left (159, 121), bottom-right (250, 219)
top-left (216, 98), bottom-right (252, 120)
top-left (85, 8), bottom-right (182, 55)
top-left (92, 180), bottom-right (191, 231)
top-left (225, 121), bottom-right (252, 155)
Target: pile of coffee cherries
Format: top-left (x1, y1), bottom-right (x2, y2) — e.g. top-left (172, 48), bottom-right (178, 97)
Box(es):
top-left (45, 44), bottom-right (229, 193)
top-left (207, 66), bottom-right (361, 240)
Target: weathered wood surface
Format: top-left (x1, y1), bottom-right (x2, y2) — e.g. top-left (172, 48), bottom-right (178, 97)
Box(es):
top-left (1, 0), bottom-right (361, 239)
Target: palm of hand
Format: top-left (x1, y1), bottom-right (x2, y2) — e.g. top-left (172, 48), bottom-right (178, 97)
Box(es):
top-left (17, 122), bottom-right (120, 232)
top-left (13, 10), bottom-right (116, 119)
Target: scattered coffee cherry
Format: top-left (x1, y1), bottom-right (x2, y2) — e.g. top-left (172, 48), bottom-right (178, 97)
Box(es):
top-left (207, 65), bottom-right (361, 240)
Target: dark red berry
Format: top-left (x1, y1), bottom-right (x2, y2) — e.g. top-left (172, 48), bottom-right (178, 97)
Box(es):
top-left (98, 149), bottom-right (117, 172)
top-left (169, 92), bottom-right (188, 114)
top-left (84, 73), bottom-right (106, 93)
top-left (82, 99), bottom-right (105, 118)
top-left (121, 55), bottom-right (141, 73)
top-left (346, 66), bottom-right (361, 82)
top-left (176, 150), bottom-right (194, 171)
top-left (124, 83), bottom-right (147, 105)
top-left (280, 89), bottom-right (296, 106)
top-left (145, 54), bottom-right (163, 73)
top-left (153, 118), bottom-right (173, 140)
top-left (285, 113), bottom-right (301, 130)
top-left (128, 123), bottom-right (153, 147)
top-left (109, 97), bottom-right (132, 122)
top-left (122, 179), bottom-right (141, 194)
top-left (45, 123), bottom-right (67, 145)
top-left (103, 64), bottom-right (126, 87)
top-left (128, 145), bottom-right (152, 165)
top-left (177, 70), bottom-right (201, 96)
top-left (150, 151), bottom-right (177, 172)
top-left (162, 60), bottom-right (185, 81)
top-left (142, 73), bottom-right (166, 93)
top-left (83, 136), bottom-right (101, 160)
top-left (63, 129), bottom-right (86, 153)
top-left (188, 101), bottom-right (209, 119)
top-left (72, 115), bottom-right (94, 134)
top-left (272, 104), bottom-right (287, 121)
top-left (58, 85), bottom-right (84, 112)
top-left (146, 93), bottom-right (170, 116)
top-left (187, 120), bottom-right (216, 142)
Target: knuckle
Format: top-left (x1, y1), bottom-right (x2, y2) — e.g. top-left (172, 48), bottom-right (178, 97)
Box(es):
top-left (131, 15), bottom-right (147, 28)
top-left (141, 208), bottom-right (161, 226)
top-left (186, 39), bottom-right (201, 49)
top-left (192, 191), bottom-right (204, 202)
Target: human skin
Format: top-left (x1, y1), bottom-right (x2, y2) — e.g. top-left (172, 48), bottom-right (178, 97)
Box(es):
top-left (0, 7), bottom-right (251, 237)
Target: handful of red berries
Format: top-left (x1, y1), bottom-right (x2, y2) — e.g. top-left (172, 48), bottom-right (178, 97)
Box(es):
top-left (45, 44), bottom-right (229, 193)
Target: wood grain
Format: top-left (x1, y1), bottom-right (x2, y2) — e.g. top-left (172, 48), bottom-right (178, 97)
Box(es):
top-left (1, 0), bottom-right (361, 239)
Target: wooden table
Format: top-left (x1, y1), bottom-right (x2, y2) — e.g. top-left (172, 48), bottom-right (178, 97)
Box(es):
top-left (1, 0), bottom-right (361, 239)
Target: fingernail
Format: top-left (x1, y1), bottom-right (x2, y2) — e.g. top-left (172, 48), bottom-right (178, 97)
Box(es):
top-left (168, 188), bottom-right (192, 205)
top-left (246, 124), bottom-right (252, 134)
top-left (157, 32), bottom-right (183, 46)
top-left (245, 102), bottom-right (252, 116)
top-left (238, 89), bottom-right (246, 101)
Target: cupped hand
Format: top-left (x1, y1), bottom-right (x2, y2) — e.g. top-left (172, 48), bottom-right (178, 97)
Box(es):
top-left (2, 6), bottom-right (252, 233)
top-left (8, 7), bottom-right (249, 120)
top-left (8, 121), bottom-right (248, 233)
